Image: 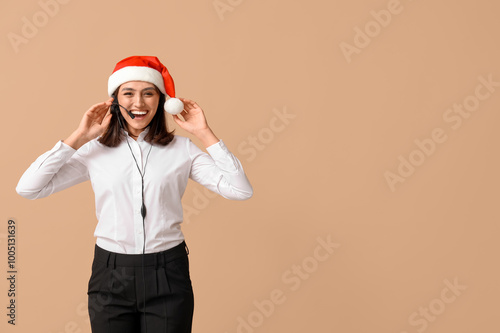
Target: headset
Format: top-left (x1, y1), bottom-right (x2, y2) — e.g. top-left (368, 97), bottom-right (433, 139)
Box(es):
top-left (111, 97), bottom-right (152, 332)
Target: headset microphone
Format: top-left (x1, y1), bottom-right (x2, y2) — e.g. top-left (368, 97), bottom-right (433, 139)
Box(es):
top-left (111, 97), bottom-right (136, 119)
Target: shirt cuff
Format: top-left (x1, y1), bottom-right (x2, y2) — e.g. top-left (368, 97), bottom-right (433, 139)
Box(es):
top-left (52, 140), bottom-right (78, 160)
top-left (206, 139), bottom-right (230, 158)
top-left (205, 139), bottom-right (242, 172)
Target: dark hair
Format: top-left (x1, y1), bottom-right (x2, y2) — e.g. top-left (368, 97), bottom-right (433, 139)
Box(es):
top-left (98, 87), bottom-right (175, 147)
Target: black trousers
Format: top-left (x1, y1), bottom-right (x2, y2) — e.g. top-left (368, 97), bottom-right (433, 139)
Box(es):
top-left (87, 241), bottom-right (194, 333)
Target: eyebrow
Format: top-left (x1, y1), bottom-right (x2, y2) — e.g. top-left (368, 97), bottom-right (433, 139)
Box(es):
top-left (121, 87), bottom-right (157, 92)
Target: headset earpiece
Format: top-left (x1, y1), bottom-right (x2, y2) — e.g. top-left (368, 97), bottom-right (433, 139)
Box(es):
top-left (110, 95), bottom-right (119, 113)
top-left (111, 95), bottom-right (125, 130)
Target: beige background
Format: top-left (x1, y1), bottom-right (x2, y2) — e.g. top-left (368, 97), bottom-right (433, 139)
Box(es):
top-left (2, 0), bottom-right (499, 332)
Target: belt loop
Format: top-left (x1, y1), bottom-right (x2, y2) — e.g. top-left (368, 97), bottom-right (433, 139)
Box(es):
top-left (111, 253), bottom-right (116, 270)
top-left (184, 242), bottom-right (189, 255)
top-left (154, 253), bottom-right (158, 270)
top-left (105, 252), bottom-right (111, 268)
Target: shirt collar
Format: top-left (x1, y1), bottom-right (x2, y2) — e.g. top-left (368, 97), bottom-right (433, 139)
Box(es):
top-left (124, 126), bottom-right (150, 142)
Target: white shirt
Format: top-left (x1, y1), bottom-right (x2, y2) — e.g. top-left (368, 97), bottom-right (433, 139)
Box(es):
top-left (16, 128), bottom-right (253, 254)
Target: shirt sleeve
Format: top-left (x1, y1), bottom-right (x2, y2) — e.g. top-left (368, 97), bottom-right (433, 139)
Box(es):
top-left (187, 139), bottom-right (253, 200)
top-left (16, 140), bottom-right (90, 200)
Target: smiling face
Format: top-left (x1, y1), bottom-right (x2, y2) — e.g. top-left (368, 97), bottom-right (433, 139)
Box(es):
top-left (117, 81), bottom-right (161, 137)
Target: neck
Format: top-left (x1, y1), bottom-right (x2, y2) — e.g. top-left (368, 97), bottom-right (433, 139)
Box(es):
top-left (125, 126), bottom-right (143, 140)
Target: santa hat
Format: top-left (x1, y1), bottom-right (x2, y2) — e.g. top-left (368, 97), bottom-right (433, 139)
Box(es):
top-left (108, 56), bottom-right (184, 115)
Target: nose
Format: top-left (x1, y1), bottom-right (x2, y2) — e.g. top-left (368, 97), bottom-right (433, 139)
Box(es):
top-left (133, 94), bottom-right (145, 108)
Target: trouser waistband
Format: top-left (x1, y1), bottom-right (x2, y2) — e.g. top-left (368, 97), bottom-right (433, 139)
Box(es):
top-left (94, 241), bottom-right (189, 268)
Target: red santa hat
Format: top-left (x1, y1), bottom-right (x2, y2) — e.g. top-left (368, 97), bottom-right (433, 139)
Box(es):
top-left (107, 55), bottom-right (184, 115)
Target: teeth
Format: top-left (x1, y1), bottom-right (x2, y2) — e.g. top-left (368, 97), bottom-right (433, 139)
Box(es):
top-left (131, 111), bottom-right (147, 115)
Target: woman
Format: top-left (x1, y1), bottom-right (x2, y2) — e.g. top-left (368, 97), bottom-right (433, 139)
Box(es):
top-left (16, 56), bottom-right (253, 333)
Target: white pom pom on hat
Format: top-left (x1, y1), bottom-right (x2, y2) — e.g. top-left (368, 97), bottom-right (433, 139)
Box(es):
top-left (107, 56), bottom-right (184, 115)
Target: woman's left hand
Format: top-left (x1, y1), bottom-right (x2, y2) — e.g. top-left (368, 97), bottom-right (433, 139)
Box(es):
top-left (172, 98), bottom-right (209, 134)
top-left (173, 97), bottom-right (220, 147)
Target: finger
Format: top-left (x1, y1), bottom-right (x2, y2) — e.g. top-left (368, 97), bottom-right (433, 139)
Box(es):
top-left (88, 100), bottom-right (110, 111)
top-left (87, 105), bottom-right (107, 118)
top-left (101, 112), bottom-right (113, 127)
top-left (179, 97), bottom-right (196, 109)
top-left (172, 115), bottom-right (183, 126)
top-left (178, 97), bottom-right (191, 104)
top-left (184, 104), bottom-right (197, 113)
top-left (187, 100), bottom-right (199, 109)
top-left (89, 99), bottom-right (114, 114)
top-left (101, 106), bottom-right (113, 119)
top-left (90, 105), bottom-right (112, 120)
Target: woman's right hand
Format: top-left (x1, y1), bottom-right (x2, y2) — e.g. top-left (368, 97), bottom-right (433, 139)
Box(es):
top-left (63, 98), bottom-right (114, 150)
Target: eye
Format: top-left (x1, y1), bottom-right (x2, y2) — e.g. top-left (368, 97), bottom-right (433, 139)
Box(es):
top-left (124, 92), bottom-right (132, 96)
